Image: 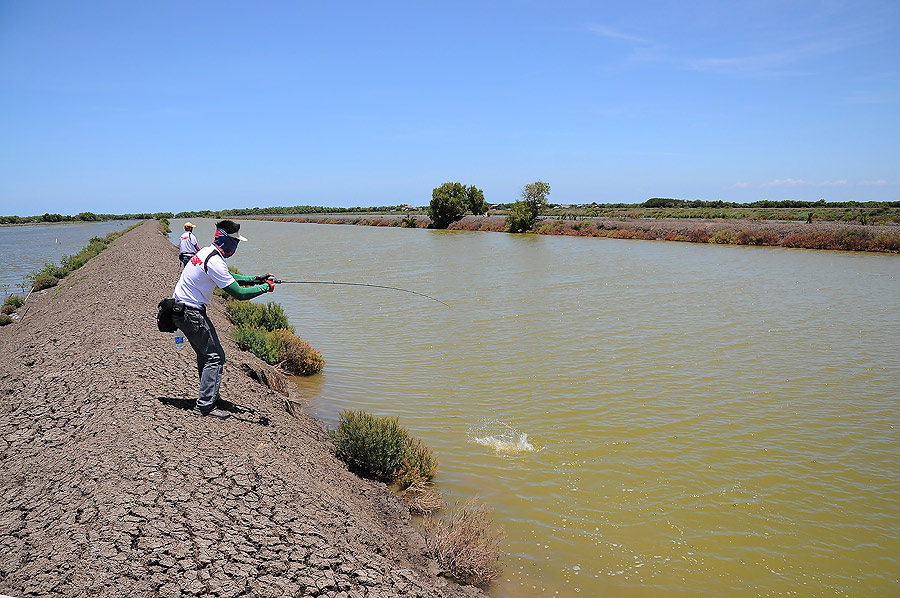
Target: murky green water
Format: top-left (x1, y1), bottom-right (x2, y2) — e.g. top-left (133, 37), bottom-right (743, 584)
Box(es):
top-left (176, 219), bottom-right (900, 597)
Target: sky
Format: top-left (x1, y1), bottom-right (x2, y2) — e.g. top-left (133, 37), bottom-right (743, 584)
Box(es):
top-left (1, 0), bottom-right (898, 215)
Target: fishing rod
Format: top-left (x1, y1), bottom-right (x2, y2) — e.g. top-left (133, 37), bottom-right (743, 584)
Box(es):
top-left (253, 276), bottom-right (450, 307)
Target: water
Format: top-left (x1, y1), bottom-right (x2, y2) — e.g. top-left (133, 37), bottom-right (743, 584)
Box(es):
top-left (179, 218), bottom-right (900, 596)
top-left (0, 220), bottom-right (139, 294)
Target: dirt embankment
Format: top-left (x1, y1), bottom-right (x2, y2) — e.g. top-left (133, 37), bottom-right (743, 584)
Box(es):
top-left (0, 221), bottom-right (483, 598)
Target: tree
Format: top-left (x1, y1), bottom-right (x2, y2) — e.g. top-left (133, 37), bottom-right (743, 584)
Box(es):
top-left (427, 182), bottom-right (487, 229)
top-left (505, 181), bottom-right (550, 233)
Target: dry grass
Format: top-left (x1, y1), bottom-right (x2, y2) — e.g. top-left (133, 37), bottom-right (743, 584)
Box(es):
top-left (401, 481), bottom-right (443, 515)
top-left (424, 498), bottom-right (504, 587)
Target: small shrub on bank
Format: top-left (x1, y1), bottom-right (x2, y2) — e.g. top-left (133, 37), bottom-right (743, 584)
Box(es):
top-left (330, 409), bottom-right (437, 489)
top-left (231, 325), bottom-right (282, 364)
top-left (31, 273), bottom-right (59, 291)
top-left (424, 498), bottom-right (504, 587)
top-left (687, 229), bottom-right (711, 243)
top-left (227, 299), bottom-right (294, 333)
top-left (710, 230), bottom-right (737, 244)
top-left (62, 238), bottom-right (107, 271)
top-left (230, 325), bottom-right (325, 375)
top-left (0, 314), bottom-right (12, 326)
top-left (3, 295), bottom-right (25, 309)
top-left (402, 481), bottom-right (444, 515)
top-left (737, 229), bottom-right (781, 246)
top-left (35, 262), bottom-right (71, 279)
top-left (272, 328), bottom-right (325, 375)
top-left (1, 304), bottom-right (15, 315)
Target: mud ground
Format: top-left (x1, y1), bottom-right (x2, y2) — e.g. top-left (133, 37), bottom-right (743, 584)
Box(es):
top-left (0, 221), bottom-right (484, 598)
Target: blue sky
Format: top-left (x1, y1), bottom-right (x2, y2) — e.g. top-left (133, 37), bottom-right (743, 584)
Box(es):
top-left (1, 0), bottom-right (898, 215)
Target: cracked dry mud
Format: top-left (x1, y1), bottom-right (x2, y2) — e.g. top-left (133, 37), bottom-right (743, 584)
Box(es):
top-left (0, 221), bottom-right (484, 598)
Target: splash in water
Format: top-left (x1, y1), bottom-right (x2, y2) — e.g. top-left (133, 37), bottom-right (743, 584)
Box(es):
top-left (470, 420), bottom-right (537, 454)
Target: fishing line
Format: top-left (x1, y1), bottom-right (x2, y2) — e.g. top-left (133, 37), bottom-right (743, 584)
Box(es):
top-left (260, 278), bottom-right (449, 307)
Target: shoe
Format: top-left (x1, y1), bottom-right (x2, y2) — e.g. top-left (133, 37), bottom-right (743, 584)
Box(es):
top-left (192, 407), bottom-right (231, 419)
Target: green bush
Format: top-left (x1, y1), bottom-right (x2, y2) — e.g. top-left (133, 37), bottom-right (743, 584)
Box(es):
top-left (227, 300), bottom-right (294, 333)
top-left (230, 326), bottom-right (324, 375)
top-left (230, 326), bottom-right (282, 364)
top-left (1, 304), bottom-right (15, 315)
top-left (710, 230), bottom-right (737, 244)
top-left (504, 202), bottom-right (534, 233)
top-left (3, 295), bottom-right (25, 308)
top-left (330, 409), bottom-right (437, 489)
top-left (36, 262), bottom-right (70, 279)
top-left (0, 314), bottom-right (12, 326)
top-left (32, 273), bottom-right (59, 291)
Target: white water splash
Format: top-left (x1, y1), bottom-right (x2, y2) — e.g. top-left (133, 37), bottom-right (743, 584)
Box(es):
top-left (470, 420), bottom-right (537, 454)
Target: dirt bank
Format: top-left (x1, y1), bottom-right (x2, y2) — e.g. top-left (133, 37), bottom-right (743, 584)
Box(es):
top-left (0, 221), bottom-right (484, 598)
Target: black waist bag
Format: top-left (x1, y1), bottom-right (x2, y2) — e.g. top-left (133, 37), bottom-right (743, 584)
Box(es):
top-left (157, 298), bottom-right (177, 332)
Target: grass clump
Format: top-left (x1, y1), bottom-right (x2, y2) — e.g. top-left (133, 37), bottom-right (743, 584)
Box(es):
top-left (330, 409), bottom-right (437, 489)
top-left (424, 498), bottom-right (504, 587)
top-left (0, 314), bottom-right (12, 326)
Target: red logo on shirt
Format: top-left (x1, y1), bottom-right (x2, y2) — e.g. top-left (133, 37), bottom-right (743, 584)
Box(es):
top-left (190, 255), bottom-right (202, 266)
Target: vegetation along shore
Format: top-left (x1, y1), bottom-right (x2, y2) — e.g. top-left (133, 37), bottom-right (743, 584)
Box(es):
top-left (0, 220), bottom-right (495, 597)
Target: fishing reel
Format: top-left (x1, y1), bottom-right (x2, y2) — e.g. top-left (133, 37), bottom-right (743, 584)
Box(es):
top-left (253, 275), bottom-right (283, 284)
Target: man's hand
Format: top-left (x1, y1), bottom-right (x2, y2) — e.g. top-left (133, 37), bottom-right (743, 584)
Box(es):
top-left (265, 279), bottom-right (276, 292)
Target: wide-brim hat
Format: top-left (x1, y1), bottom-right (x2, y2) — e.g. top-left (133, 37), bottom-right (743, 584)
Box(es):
top-left (184, 222), bottom-right (195, 229)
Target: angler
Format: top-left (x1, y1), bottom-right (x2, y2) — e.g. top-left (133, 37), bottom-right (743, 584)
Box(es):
top-left (178, 222), bottom-right (200, 267)
top-left (171, 220), bottom-right (277, 419)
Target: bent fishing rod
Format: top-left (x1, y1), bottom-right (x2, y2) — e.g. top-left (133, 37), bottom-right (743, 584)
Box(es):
top-left (252, 276), bottom-right (450, 307)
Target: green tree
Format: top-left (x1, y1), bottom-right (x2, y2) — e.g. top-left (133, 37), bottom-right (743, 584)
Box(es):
top-left (427, 182), bottom-right (487, 229)
top-left (505, 180), bottom-right (550, 233)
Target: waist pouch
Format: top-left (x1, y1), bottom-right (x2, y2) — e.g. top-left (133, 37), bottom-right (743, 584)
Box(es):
top-left (157, 297), bottom-right (180, 333)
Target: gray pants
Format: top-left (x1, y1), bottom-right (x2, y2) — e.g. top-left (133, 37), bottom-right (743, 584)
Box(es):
top-left (172, 304), bottom-right (224, 411)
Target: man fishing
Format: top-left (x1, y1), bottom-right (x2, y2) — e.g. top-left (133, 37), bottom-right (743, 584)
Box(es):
top-left (178, 222), bottom-right (200, 267)
top-left (171, 219), bottom-right (276, 419)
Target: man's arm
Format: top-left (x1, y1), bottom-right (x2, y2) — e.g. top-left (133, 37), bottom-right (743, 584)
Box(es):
top-left (221, 281), bottom-right (272, 300)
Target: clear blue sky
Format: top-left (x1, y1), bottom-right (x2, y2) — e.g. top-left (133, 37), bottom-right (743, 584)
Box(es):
top-left (1, 0), bottom-right (898, 215)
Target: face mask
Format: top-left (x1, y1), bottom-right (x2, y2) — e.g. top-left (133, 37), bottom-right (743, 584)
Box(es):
top-left (213, 228), bottom-right (240, 257)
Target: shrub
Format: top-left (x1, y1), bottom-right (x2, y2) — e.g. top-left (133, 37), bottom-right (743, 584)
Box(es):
top-left (1, 304), bottom-right (15, 315)
top-left (424, 498), bottom-right (504, 587)
top-left (227, 300), bottom-right (294, 332)
top-left (402, 481), bottom-right (443, 515)
top-left (272, 328), bottom-right (325, 375)
top-left (870, 233), bottom-right (900, 252)
top-left (0, 314), bottom-right (12, 326)
top-left (231, 326), bottom-right (281, 364)
top-left (3, 295), bottom-right (25, 308)
top-left (401, 214), bottom-right (418, 228)
top-left (36, 262), bottom-right (70, 279)
top-left (710, 230), bottom-right (737, 244)
top-left (687, 228), bottom-right (711, 243)
top-left (736, 230), bottom-right (781, 246)
top-left (32, 273), bottom-right (58, 291)
top-left (329, 409), bottom-right (437, 489)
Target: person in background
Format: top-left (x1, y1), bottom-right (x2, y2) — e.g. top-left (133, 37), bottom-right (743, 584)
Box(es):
top-left (171, 219), bottom-right (276, 419)
top-left (178, 222), bottom-right (200, 267)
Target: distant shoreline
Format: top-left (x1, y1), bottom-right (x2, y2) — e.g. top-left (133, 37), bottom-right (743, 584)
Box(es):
top-left (238, 213), bottom-right (900, 254)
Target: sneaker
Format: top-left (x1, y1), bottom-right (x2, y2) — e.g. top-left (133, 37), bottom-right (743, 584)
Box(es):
top-left (192, 407), bottom-right (231, 419)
